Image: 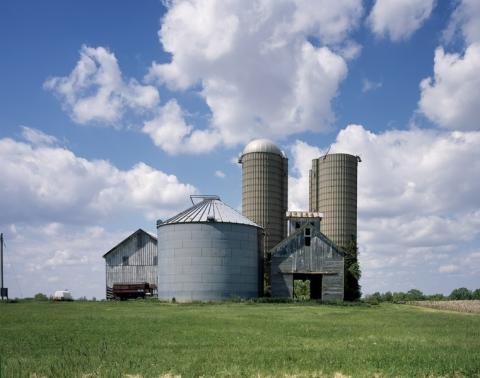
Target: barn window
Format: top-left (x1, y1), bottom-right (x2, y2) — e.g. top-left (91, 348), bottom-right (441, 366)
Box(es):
top-left (295, 222), bottom-right (300, 229)
top-left (305, 227), bottom-right (311, 236)
top-left (122, 256), bottom-right (129, 266)
top-left (153, 256), bottom-right (158, 265)
top-left (305, 237), bottom-right (311, 247)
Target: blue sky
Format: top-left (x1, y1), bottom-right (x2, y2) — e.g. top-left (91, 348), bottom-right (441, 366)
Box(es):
top-left (1, 0), bottom-right (479, 299)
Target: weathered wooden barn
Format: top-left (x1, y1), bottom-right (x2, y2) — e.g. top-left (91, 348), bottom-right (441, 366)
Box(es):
top-left (270, 212), bottom-right (344, 301)
top-left (103, 229), bottom-right (158, 299)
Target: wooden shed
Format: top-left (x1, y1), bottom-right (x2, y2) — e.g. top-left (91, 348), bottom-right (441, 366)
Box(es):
top-left (103, 229), bottom-right (158, 299)
top-left (270, 222), bottom-right (344, 301)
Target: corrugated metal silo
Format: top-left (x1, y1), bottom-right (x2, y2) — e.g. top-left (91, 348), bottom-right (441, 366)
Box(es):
top-left (157, 196), bottom-right (263, 302)
top-left (238, 139), bottom-right (288, 254)
top-left (309, 153), bottom-right (360, 249)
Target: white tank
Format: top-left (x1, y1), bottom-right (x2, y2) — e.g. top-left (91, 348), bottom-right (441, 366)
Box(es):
top-left (53, 290), bottom-right (73, 301)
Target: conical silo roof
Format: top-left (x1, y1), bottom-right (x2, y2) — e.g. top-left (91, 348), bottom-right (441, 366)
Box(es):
top-left (159, 195), bottom-right (261, 228)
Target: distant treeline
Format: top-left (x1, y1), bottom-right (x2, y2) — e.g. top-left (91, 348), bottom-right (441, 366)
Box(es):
top-left (364, 287), bottom-right (480, 304)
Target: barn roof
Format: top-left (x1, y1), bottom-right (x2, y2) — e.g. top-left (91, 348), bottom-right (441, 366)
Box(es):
top-left (102, 228), bottom-right (157, 258)
top-left (270, 222), bottom-right (344, 256)
top-left (158, 195), bottom-right (261, 228)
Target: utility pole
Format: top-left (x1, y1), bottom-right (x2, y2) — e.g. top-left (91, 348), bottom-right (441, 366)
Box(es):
top-left (0, 233), bottom-right (7, 300)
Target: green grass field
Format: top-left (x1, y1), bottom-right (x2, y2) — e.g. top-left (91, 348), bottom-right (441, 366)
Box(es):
top-left (0, 301), bottom-right (479, 377)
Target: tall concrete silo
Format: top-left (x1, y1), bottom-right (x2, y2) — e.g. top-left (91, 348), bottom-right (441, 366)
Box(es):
top-left (309, 153), bottom-right (360, 249)
top-left (157, 195), bottom-right (263, 302)
top-left (238, 139), bottom-right (288, 254)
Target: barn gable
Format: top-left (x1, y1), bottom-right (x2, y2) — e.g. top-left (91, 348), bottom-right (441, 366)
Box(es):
top-left (270, 223), bottom-right (344, 301)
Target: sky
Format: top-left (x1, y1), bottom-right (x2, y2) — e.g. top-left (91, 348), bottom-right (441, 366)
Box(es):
top-left (1, 0), bottom-right (479, 299)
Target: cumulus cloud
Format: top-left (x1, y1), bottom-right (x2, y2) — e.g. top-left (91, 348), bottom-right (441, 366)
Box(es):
top-left (419, 44), bottom-right (480, 131)
top-left (443, 0), bottom-right (480, 45)
top-left (45, 45), bottom-right (159, 125)
top-left (1, 222), bottom-right (130, 298)
top-left (367, 0), bottom-right (436, 41)
top-left (289, 124), bottom-right (480, 293)
top-left (142, 99), bottom-right (221, 154)
top-left (146, 0), bottom-right (362, 151)
top-left (288, 140), bottom-right (324, 211)
top-left (0, 130), bottom-right (197, 225)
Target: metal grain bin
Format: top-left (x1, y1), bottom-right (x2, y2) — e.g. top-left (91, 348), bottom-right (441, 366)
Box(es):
top-left (309, 153), bottom-right (360, 249)
top-left (157, 196), bottom-right (263, 302)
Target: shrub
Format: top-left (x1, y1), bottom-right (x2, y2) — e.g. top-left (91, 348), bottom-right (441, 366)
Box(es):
top-left (343, 238), bottom-right (361, 301)
top-left (34, 293), bottom-right (48, 301)
top-left (293, 279), bottom-right (310, 300)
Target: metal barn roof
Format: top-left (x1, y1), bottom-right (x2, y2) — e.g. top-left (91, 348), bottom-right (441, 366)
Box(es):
top-left (159, 195), bottom-right (261, 228)
top-left (102, 228), bottom-right (157, 258)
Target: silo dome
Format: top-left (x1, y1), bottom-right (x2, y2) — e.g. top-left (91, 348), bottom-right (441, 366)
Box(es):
top-left (242, 138), bottom-right (285, 157)
top-left (157, 195), bottom-right (263, 302)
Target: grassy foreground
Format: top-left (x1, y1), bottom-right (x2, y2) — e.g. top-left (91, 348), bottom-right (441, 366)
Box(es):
top-left (0, 301), bottom-right (479, 377)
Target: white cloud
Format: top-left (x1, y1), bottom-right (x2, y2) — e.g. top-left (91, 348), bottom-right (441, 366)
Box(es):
top-left (288, 140), bottom-right (324, 211)
top-left (438, 264), bottom-right (460, 273)
top-left (142, 99), bottom-right (221, 154)
top-left (367, 0), bottom-right (436, 41)
top-left (0, 130), bottom-right (197, 225)
top-left (289, 125), bottom-right (480, 293)
top-left (362, 78), bottom-right (382, 93)
top-left (45, 45), bottom-right (159, 125)
top-left (20, 126), bottom-right (59, 146)
top-left (444, 0), bottom-right (480, 45)
top-left (1, 222), bottom-right (129, 299)
top-left (419, 44), bottom-right (480, 131)
top-left (215, 170), bottom-right (226, 178)
top-left (146, 0), bottom-right (362, 150)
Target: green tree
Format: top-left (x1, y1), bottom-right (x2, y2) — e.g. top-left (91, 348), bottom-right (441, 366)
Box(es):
top-left (382, 291), bottom-right (393, 302)
top-left (406, 289), bottom-right (424, 301)
top-left (392, 292), bottom-right (408, 302)
top-left (34, 293), bottom-right (48, 301)
top-left (449, 287), bottom-right (472, 300)
top-left (343, 237), bottom-right (361, 301)
top-left (427, 293), bottom-right (445, 300)
top-left (473, 289), bottom-right (480, 300)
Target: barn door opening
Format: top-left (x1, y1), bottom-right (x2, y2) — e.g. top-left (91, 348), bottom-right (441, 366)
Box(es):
top-left (293, 276), bottom-right (310, 300)
top-left (309, 275), bottom-right (322, 300)
top-left (293, 273), bottom-right (323, 300)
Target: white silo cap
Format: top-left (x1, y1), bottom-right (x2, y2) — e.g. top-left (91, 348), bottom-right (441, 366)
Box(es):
top-left (241, 138), bottom-right (286, 157)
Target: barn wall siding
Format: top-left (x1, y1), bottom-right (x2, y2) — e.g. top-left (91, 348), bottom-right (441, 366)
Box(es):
top-left (271, 227), bottom-right (344, 301)
top-left (104, 231), bottom-right (158, 298)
